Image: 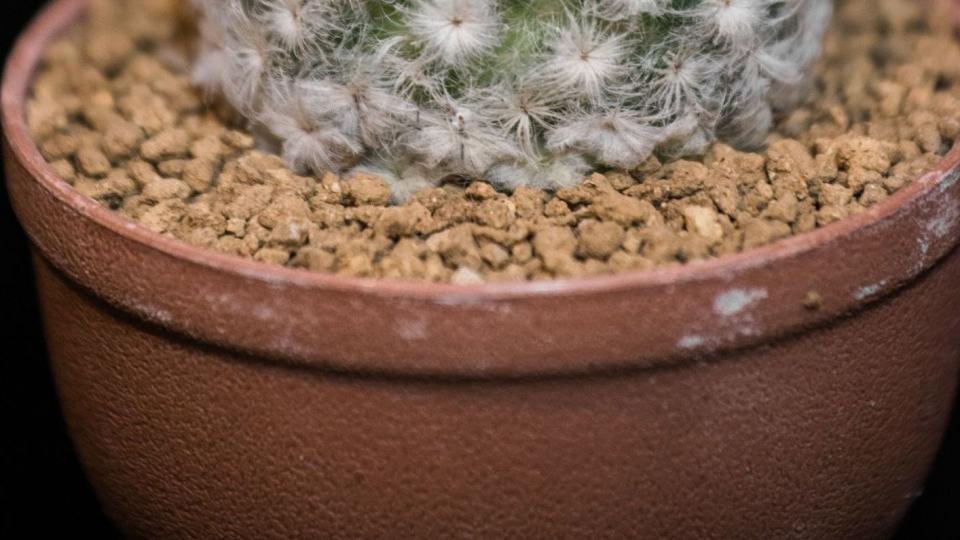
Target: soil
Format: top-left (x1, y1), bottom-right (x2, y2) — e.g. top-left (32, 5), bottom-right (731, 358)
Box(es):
top-left (25, 0), bottom-right (960, 283)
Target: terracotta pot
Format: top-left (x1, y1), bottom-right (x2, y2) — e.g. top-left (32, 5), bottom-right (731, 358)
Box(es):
top-left (4, 1), bottom-right (960, 538)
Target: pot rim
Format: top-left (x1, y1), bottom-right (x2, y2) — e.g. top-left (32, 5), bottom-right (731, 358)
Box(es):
top-left (4, 0), bottom-right (959, 303)
top-left (4, 0), bottom-right (960, 378)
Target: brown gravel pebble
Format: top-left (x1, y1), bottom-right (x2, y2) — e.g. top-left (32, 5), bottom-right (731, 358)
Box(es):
top-left (803, 291), bottom-right (824, 310)
top-left (26, 0), bottom-right (960, 283)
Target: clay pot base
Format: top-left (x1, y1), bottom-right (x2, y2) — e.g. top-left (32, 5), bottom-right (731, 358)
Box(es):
top-left (22, 0), bottom-right (960, 284)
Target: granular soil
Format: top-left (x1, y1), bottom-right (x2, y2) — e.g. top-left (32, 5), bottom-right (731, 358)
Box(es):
top-left (25, 0), bottom-right (960, 283)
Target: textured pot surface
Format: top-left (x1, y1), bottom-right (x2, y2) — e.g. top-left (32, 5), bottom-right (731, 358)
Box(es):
top-left (4, 1), bottom-right (960, 538)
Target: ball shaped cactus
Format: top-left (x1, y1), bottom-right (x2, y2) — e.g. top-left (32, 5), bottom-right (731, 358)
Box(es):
top-left (192, 0), bottom-right (833, 197)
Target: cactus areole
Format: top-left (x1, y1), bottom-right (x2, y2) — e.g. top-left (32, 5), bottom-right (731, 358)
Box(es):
top-left (193, 0), bottom-right (833, 197)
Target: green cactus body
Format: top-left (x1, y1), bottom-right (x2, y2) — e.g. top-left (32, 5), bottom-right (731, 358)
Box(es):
top-left (193, 0), bottom-right (833, 198)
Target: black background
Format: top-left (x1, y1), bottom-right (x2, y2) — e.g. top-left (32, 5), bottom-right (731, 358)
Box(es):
top-left (1, 2), bottom-right (957, 538)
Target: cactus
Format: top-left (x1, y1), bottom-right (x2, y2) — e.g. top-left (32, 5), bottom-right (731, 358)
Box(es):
top-left (192, 0), bottom-right (832, 196)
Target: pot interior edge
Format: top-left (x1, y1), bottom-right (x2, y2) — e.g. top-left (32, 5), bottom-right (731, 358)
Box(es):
top-left (3, 0), bottom-right (960, 303)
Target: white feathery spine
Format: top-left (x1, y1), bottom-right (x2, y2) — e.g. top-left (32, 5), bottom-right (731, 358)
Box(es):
top-left (192, 0), bottom-right (833, 196)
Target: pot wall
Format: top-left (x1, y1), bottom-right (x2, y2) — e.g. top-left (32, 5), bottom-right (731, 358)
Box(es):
top-left (3, 0), bottom-right (960, 538)
top-left (33, 250), bottom-right (960, 539)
